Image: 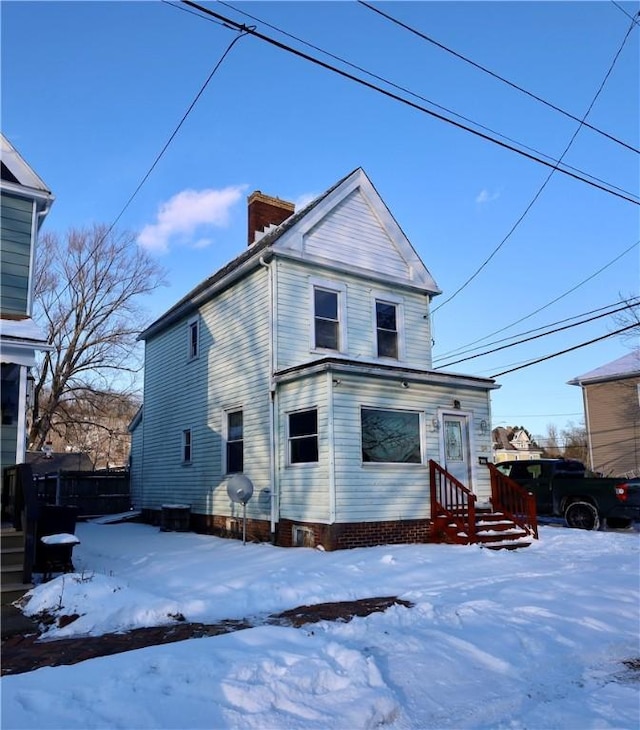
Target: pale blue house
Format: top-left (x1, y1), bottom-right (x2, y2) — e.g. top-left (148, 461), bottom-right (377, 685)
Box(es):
top-left (131, 169), bottom-right (500, 549)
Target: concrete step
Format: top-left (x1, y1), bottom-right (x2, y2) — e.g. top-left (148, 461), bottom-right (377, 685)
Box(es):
top-left (1, 546), bottom-right (24, 567)
top-left (1, 563), bottom-right (25, 587)
top-left (1, 529), bottom-right (25, 551)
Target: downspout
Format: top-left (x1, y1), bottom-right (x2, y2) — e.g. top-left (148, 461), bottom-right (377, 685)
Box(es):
top-left (582, 385), bottom-right (595, 472)
top-left (327, 371), bottom-right (336, 523)
top-left (259, 256), bottom-right (278, 541)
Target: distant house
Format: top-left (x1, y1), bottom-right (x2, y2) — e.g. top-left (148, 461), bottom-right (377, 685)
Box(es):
top-left (492, 426), bottom-right (543, 463)
top-left (569, 350), bottom-right (640, 477)
top-left (0, 135), bottom-right (54, 476)
top-left (130, 168), bottom-right (500, 550)
top-left (26, 451), bottom-right (94, 477)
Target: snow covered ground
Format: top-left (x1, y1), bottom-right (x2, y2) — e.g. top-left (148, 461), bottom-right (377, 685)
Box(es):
top-left (2, 522), bottom-right (639, 729)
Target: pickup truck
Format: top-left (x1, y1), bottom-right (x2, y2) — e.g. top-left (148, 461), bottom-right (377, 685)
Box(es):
top-left (495, 458), bottom-right (640, 530)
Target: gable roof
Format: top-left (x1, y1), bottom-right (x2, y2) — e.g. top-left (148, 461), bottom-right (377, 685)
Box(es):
top-left (568, 349), bottom-right (640, 386)
top-left (140, 168), bottom-right (440, 341)
top-left (1, 134), bottom-right (53, 200)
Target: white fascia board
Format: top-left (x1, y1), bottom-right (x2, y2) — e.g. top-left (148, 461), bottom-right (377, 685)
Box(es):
top-left (274, 359), bottom-right (499, 391)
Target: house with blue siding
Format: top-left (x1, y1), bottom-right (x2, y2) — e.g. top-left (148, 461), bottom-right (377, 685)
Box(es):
top-left (0, 134), bottom-right (54, 475)
top-left (131, 168), bottom-right (506, 549)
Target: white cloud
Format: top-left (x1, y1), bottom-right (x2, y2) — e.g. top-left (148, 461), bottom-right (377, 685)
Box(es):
top-left (138, 186), bottom-right (246, 253)
top-left (295, 192), bottom-right (317, 210)
top-left (475, 189), bottom-right (500, 204)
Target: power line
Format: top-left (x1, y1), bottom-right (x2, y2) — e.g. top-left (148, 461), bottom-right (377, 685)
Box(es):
top-left (434, 299), bottom-right (639, 370)
top-left (207, 0), bottom-right (634, 198)
top-left (430, 14), bottom-right (639, 314)
top-left (610, 1), bottom-right (640, 24)
top-left (359, 0), bottom-right (640, 155)
top-left (434, 239), bottom-right (640, 361)
top-left (180, 1), bottom-right (640, 206)
top-left (490, 323), bottom-right (637, 377)
top-left (433, 298), bottom-right (639, 364)
top-left (40, 27), bottom-right (249, 317)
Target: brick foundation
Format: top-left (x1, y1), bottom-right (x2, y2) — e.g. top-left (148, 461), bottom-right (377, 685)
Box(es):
top-left (140, 509), bottom-right (433, 551)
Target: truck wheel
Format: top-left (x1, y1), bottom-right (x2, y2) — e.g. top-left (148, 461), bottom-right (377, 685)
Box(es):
top-left (564, 502), bottom-right (600, 531)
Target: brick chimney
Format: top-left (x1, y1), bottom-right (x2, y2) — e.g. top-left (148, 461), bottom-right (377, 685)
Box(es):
top-left (247, 191), bottom-right (295, 245)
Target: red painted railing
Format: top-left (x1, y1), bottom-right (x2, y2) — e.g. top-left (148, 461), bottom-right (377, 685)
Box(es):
top-left (429, 459), bottom-right (477, 543)
top-left (487, 463), bottom-right (538, 539)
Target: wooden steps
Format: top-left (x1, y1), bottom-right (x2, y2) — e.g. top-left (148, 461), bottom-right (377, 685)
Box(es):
top-left (432, 509), bottom-right (534, 550)
top-left (1, 528), bottom-right (32, 604)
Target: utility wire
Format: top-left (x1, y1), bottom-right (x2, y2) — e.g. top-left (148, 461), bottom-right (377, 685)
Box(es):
top-left (431, 14), bottom-right (639, 315)
top-left (434, 238), bottom-right (640, 361)
top-left (204, 0), bottom-right (634, 197)
top-left (610, 1), bottom-right (640, 24)
top-left (181, 1), bottom-right (639, 206)
top-left (41, 28), bottom-right (249, 316)
top-left (360, 0), bottom-right (640, 155)
top-left (434, 299), bottom-right (639, 370)
top-left (433, 298), bottom-right (640, 364)
top-left (490, 323), bottom-right (638, 378)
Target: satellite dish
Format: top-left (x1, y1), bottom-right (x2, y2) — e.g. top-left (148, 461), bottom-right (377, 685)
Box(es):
top-left (227, 474), bottom-right (254, 505)
top-left (227, 475), bottom-right (254, 545)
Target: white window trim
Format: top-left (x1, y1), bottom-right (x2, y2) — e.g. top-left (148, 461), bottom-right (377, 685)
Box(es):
top-left (371, 291), bottom-right (405, 361)
top-left (182, 428), bottom-right (193, 464)
top-left (187, 315), bottom-right (200, 361)
top-left (308, 277), bottom-right (348, 354)
top-left (222, 406), bottom-right (244, 475)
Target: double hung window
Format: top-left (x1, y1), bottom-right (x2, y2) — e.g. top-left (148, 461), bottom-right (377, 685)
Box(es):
top-left (188, 317), bottom-right (199, 360)
top-left (226, 410), bottom-right (244, 473)
top-left (314, 288), bottom-right (339, 350)
top-left (375, 300), bottom-right (398, 359)
top-left (182, 429), bottom-right (192, 463)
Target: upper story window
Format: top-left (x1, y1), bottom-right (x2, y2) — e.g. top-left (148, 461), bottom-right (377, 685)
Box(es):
top-left (226, 410), bottom-right (244, 474)
top-left (372, 292), bottom-right (404, 361)
top-left (188, 316), bottom-right (199, 360)
top-left (311, 279), bottom-right (347, 353)
top-left (182, 428), bottom-right (192, 464)
top-left (314, 288), bottom-right (339, 350)
top-left (376, 300), bottom-right (398, 359)
top-left (288, 409), bottom-right (318, 464)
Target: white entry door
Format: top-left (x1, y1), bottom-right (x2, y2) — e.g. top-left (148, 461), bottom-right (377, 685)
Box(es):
top-left (442, 414), bottom-right (472, 490)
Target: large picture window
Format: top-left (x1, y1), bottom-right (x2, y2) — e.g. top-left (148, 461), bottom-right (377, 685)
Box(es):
top-left (376, 300), bottom-right (398, 359)
top-left (289, 409), bottom-right (318, 464)
top-left (314, 287), bottom-right (339, 350)
top-left (226, 410), bottom-right (243, 473)
top-left (361, 408), bottom-right (421, 463)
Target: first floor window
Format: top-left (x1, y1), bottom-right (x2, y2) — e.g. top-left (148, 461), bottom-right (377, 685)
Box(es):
top-left (226, 410), bottom-right (243, 473)
top-left (361, 408), bottom-right (421, 463)
top-left (289, 409), bottom-right (318, 464)
top-left (376, 300), bottom-right (398, 359)
top-left (182, 429), bottom-right (192, 463)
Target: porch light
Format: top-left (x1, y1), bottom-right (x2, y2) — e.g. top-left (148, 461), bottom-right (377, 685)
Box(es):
top-left (480, 419), bottom-right (488, 434)
top-left (431, 418), bottom-right (440, 432)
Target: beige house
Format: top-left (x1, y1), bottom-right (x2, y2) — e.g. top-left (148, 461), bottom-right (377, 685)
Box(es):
top-left (568, 350), bottom-right (640, 478)
top-left (492, 426), bottom-right (543, 463)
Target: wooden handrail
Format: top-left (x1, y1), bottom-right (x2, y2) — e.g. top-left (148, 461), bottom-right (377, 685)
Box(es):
top-left (487, 463), bottom-right (538, 539)
top-left (429, 459), bottom-right (477, 543)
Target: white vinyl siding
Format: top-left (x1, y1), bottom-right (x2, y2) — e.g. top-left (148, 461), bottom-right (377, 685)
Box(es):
top-left (137, 268), bottom-right (272, 519)
top-left (329, 377), bottom-right (492, 522)
top-left (275, 259), bottom-right (432, 372)
top-left (303, 189), bottom-right (410, 280)
top-left (277, 377), bottom-right (330, 522)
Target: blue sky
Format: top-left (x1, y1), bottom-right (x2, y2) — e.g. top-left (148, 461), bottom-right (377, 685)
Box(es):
top-left (2, 0), bottom-right (638, 441)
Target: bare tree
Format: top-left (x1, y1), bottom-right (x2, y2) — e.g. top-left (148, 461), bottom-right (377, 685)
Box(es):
top-left (29, 224), bottom-right (165, 454)
top-left (542, 424), bottom-right (562, 457)
top-left (612, 294), bottom-right (640, 347)
top-left (561, 421), bottom-right (588, 463)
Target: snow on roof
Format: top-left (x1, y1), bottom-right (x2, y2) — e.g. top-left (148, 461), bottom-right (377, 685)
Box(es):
top-left (568, 349), bottom-right (640, 385)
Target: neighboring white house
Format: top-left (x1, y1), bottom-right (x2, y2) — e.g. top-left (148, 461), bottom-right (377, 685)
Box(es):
top-left (130, 168), bottom-right (499, 549)
top-left (0, 134), bottom-right (54, 475)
